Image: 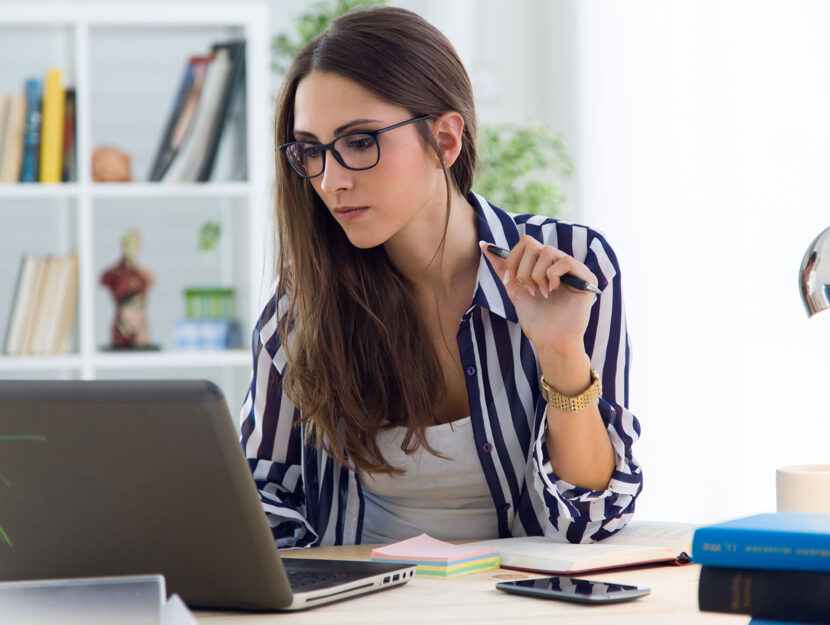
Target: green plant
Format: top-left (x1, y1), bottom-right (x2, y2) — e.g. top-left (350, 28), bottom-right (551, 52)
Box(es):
top-left (198, 220), bottom-right (221, 255)
top-left (0, 434), bottom-right (46, 547)
top-left (474, 122), bottom-right (573, 218)
top-left (271, 0), bottom-right (387, 77)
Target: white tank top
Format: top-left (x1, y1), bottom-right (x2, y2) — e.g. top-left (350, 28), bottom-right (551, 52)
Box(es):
top-left (357, 416), bottom-right (500, 544)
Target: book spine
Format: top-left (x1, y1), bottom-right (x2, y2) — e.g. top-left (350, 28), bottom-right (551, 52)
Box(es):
top-left (3, 255), bottom-right (37, 355)
top-left (20, 78), bottom-right (41, 182)
top-left (699, 565), bottom-right (830, 623)
top-left (0, 94), bottom-right (10, 174)
top-left (148, 59), bottom-right (195, 181)
top-left (61, 88), bottom-right (76, 182)
top-left (163, 49), bottom-right (229, 183)
top-left (197, 40), bottom-right (245, 181)
top-left (53, 252), bottom-right (79, 354)
top-left (18, 256), bottom-right (48, 355)
top-left (692, 527), bottom-right (830, 572)
top-left (0, 94), bottom-right (27, 183)
top-left (157, 54), bottom-right (211, 182)
top-left (39, 68), bottom-right (65, 183)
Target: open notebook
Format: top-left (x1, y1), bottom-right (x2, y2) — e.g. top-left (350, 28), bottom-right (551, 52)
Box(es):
top-left (469, 521), bottom-right (694, 575)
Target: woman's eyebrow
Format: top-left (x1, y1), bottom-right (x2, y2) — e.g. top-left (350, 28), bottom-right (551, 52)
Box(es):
top-left (293, 118), bottom-right (381, 140)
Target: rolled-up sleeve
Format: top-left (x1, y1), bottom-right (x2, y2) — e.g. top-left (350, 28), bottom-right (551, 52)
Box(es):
top-left (531, 230), bottom-right (643, 543)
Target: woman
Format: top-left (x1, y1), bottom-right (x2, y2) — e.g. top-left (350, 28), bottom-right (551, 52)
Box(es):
top-left (240, 6), bottom-right (642, 548)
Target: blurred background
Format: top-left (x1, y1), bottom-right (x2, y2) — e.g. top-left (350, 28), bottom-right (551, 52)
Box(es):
top-left (1, 0), bottom-right (829, 527)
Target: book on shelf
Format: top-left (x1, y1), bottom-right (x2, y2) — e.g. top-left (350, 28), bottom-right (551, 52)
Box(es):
top-left (0, 95), bottom-right (9, 175)
top-left (20, 78), bottom-right (41, 182)
top-left (149, 40), bottom-right (247, 183)
top-left (162, 47), bottom-right (232, 183)
top-left (699, 565), bottom-right (830, 623)
top-left (196, 40), bottom-right (245, 182)
top-left (148, 54), bottom-right (209, 181)
top-left (39, 68), bottom-right (65, 183)
top-left (3, 252), bottom-right (78, 356)
top-left (691, 512), bottom-right (830, 572)
top-left (468, 520), bottom-right (694, 575)
top-left (62, 87), bottom-right (76, 182)
top-left (0, 93), bottom-right (26, 183)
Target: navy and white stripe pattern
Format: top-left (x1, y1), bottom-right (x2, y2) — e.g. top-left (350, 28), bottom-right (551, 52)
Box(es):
top-left (240, 193), bottom-right (642, 548)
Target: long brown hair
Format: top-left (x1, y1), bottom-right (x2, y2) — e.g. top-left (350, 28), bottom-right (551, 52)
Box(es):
top-left (274, 6), bottom-right (478, 474)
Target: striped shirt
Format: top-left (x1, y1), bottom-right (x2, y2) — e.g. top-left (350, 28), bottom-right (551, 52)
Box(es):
top-left (240, 192), bottom-right (642, 548)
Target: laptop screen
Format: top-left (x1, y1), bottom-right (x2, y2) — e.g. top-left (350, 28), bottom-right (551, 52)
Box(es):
top-left (0, 379), bottom-right (293, 609)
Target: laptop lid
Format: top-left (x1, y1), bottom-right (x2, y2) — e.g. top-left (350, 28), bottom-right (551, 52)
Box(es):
top-left (0, 380), bottom-right (413, 610)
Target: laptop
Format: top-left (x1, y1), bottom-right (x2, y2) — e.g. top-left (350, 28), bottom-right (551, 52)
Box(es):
top-left (0, 380), bottom-right (416, 610)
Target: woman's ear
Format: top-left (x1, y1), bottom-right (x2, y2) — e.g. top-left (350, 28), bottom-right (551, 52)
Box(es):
top-left (430, 111), bottom-right (465, 169)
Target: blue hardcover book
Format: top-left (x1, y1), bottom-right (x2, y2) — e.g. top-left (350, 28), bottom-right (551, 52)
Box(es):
top-left (20, 78), bottom-right (41, 183)
top-left (692, 512), bottom-right (830, 572)
top-left (751, 621), bottom-right (823, 624)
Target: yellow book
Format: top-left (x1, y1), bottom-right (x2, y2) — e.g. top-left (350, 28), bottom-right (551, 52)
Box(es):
top-left (39, 68), bottom-right (64, 183)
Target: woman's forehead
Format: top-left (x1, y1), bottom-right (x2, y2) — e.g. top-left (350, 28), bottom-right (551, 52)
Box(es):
top-left (293, 71), bottom-right (403, 136)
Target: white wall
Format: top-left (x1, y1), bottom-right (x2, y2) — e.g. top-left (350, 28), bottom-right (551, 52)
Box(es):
top-left (570, 0), bottom-right (830, 523)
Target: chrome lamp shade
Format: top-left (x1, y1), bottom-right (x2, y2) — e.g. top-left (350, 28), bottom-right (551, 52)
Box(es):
top-left (800, 226), bottom-right (830, 317)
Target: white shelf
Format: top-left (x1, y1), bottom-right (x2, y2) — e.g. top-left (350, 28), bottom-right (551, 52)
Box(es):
top-left (0, 2), bottom-right (271, 403)
top-left (0, 350), bottom-right (250, 373)
top-left (0, 355), bottom-right (85, 372)
top-left (0, 182), bottom-right (252, 200)
top-left (90, 182), bottom-right (252, 198)
top-left (92, 349), bottom-right (250, 369)
top-left (0, 183), bottom-right (81, 199)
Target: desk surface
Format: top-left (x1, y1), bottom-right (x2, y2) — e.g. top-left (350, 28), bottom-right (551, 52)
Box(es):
top-left (194, 545), bottom-right (751, 625)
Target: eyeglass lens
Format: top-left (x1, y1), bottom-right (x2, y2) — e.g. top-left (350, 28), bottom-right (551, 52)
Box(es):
top-left (285, 134), bottom-right (379, 177)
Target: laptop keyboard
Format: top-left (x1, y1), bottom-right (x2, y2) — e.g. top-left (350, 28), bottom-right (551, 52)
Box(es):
top-left (286, 568), bottom-right (357, 592)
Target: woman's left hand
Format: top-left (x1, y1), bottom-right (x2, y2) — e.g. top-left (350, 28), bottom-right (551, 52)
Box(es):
top-left (480, 237), bottom-right (599, 362)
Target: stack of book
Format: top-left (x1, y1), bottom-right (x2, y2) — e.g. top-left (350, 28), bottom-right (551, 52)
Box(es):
top-left (692, 512), bottom-right (830, 624)
top-left (370, 534), bottom-right (500, 578)
top-left (0, 69), bottom-right (76, 183)
top-left (3, 252), bottom-right (79, 355)
top-left (148, 39), bottom-right (246, 183)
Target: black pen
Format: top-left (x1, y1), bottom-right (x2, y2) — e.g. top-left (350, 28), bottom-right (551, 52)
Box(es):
top-left (485, 244), bottom-right (602, 295)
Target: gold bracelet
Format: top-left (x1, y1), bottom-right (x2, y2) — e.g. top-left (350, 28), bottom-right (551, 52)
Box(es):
top-left (540, 367), bottom-right (602, 412)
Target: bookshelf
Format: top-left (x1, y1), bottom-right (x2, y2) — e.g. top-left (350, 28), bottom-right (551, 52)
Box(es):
top-left (0, 2), bottom-right (272, 415)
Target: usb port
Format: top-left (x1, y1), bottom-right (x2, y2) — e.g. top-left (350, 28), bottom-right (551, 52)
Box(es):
top-left (392, 574), bottom-right (400, 581)
top-left (382, 576), bottom-right (390, 584)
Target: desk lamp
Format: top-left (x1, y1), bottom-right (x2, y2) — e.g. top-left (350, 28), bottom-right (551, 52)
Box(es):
top-left (799, 226), bottom-right (830, 317)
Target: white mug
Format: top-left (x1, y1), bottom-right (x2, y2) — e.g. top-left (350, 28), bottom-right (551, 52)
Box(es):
top-left (776, 464), bottom-right (830, 513)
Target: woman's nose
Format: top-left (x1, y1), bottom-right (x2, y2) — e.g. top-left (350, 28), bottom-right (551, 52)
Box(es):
top-left (319, 153), bottom-right (353, 194)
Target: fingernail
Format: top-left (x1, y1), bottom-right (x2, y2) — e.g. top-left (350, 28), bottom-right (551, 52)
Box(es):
top-left (541, 289), bottom-right (549, 299)
top-left (502, 270), bottom-right (512, 285)
top-left (526, 285), bottom-right (536, 297)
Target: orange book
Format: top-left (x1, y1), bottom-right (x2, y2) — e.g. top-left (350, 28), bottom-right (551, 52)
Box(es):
top-left (39, 68), bottom-right (65, 183)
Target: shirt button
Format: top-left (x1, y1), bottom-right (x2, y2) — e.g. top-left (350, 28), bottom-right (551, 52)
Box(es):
top-left (465, 365), bottom-right (476, 376)
top-left (481, 442), bottom-right (492, 453)
top-left (502, 503), bottom-right (511, 511)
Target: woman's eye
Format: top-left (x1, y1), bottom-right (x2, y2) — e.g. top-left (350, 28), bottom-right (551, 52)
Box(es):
top-left (303, 145), bottom-right (322, 159)
top-left (347, 137), bottom-right (376, 152)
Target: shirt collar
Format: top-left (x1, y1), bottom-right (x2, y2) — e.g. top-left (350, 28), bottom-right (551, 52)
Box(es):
top-left (468, 192), bottom-right (520, 323)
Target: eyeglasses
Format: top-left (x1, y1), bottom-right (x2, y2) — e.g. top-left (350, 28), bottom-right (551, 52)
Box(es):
top-left (280, 115), bottom-right (431, 179)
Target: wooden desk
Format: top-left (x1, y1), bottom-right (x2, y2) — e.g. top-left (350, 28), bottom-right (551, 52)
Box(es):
top-left (195, 545), bottom-right (751, 625)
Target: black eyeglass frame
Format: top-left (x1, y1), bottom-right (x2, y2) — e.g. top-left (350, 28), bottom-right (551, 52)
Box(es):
top-left (279, 114), bottom-right (432, 179)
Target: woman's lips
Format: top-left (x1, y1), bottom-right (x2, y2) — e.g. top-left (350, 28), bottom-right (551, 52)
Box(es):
top-left (333, 206), bottom-right (369, 222)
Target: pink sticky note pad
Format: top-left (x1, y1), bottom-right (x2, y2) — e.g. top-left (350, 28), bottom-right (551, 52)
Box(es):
top-left (371, 534), bottom-right (499, 563)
